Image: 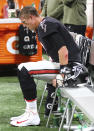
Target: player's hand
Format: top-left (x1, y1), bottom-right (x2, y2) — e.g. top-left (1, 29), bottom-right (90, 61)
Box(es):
top-left (52, 74), bottom-right (64, 87)
top-left (52, 79), bottom-right (57, 87)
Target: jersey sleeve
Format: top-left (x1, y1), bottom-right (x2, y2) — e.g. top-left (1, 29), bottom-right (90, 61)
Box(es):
top-left (39, 20), bottom-right (58, 38)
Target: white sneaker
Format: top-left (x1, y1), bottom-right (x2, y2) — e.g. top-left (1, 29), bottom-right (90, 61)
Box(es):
top-left (10, 111), bottom-right (27, 121)
top-left (10, 109), bottom-right (40, 127)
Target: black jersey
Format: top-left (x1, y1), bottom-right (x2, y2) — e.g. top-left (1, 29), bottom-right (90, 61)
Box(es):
top-left (37, 17), bottom-right (81, 63)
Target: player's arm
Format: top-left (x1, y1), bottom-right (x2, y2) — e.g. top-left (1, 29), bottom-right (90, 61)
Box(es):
top-left (52, 46), bottom-right (68, 87)
top-left (58, 45), bottom-right (68, 79)
top-left (58, 46), bottom-right (68, 66)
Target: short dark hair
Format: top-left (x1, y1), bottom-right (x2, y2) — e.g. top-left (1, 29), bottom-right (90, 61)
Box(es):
top-left (19, 6), bottom-right (39, 18)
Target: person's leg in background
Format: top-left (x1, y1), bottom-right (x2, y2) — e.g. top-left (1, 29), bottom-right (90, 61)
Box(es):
top-left (88, 39), bottom-right (94, 84)
top-left (85, 26), bottom-right (94, 84)
top-left (44, 56), bottom-right (58, 117)
top-left (44, 83), bottom-right (58, 117)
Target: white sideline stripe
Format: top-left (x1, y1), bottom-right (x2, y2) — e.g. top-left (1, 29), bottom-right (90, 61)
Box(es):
top-left (0, 18), bottom-right (21, 23)
top-left (60, 86), bottom-right (94, 122)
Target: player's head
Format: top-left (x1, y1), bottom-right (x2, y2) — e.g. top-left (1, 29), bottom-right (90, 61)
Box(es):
top-left (19, 6), bottom-right (40, 31)
top-left (19, 6), bottom-right (39, 18)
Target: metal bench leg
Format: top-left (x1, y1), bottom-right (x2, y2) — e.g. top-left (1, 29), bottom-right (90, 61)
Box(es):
top-left (67, 104), bottom-right (76, 131)
top-left (46, 87), bottom-right (58, 127)
top-left (66, 101), bottom-right (72, 125)
top-left (59, 98), bottom-right (70, 131)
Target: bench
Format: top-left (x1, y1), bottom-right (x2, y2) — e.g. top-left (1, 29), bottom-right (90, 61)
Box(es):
top-left (59, 86), bottom-right (94, 131)
top-left (60, 86), bottom-right (94, 122)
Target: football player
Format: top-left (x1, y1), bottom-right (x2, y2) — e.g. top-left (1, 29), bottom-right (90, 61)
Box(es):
top-left (10, 6), bottom-right (88, 127)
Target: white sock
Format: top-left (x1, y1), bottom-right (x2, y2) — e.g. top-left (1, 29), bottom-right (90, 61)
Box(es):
top-left (25, 99), bottom-right (37, 113)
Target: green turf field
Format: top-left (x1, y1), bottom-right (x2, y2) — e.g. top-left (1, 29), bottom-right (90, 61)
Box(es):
top-left (0, 76), bottom-right (60, 131)
top-left (0, 76), bottom-right (90, 131)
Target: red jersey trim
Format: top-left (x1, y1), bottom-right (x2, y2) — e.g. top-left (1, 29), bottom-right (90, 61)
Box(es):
top-left (29, 69), bottom-right (59, 75)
